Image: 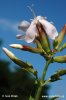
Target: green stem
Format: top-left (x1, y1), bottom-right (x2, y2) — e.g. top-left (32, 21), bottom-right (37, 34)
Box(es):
top-left (35, 86), bottom-right (42, 100)
top-left (41, 60), bottom-right (51, 82)
top-left (35, 59), bottom-right (51, 100)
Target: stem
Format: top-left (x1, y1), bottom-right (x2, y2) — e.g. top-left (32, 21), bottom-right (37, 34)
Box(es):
top-left (35, 59), bottom-right (51, 100)
top-left (35, 86), bottom-right (42, 100)
top-left (41, 60), bottom-right (51, 82)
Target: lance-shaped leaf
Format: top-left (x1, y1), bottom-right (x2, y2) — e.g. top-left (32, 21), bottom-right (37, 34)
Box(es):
top-left (53, 24), bottom-right (66, 50)
top-left (36, 22), bottom-right (51, 53)
top-left (43, 69), bottom-right (66, 85)
top-left (59, 43), bottom-right (66, 51)
top-left (50, 69), bottom-right (66, 82)
top-left (9, 44), bottom-right (43, 54)
top-left (2, 47), bottom-right (37, 76)
top-left (53, 55), bottom-right (66, 63)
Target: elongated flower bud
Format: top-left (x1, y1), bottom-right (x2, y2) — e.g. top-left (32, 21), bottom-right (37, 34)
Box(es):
top-left (2, 47), bottom-right (31, 68)
top-left (2, 47), bottom-right (37, 76)
top-left (36, 22), bottom-right (51, 53)
top-left (2, 47), bottom-right (15, 60)
top-left (9, 44), bottom-right (43, 54)
top-left (53, 24), bottom-right (66, 50)
top-left (9, 44), bottom-right (51, 60)
top-left (54, 55), bottom-right (66, 63)
top-left (10, 44), bottom-right (22, 49)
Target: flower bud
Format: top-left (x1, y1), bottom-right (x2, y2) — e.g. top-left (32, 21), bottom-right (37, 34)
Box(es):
top-left (54, 55), bottom-right (66, 63)
top-left (2, 47), bottom-right (15, 60)
top-left (10, 44), bottom-right (22, 49)
top-left (10, 44), bottom-right (43, 54)
top-left (2, 47), bottom-right (37, 76)
top-left (53, 24), bottom-right (66, 50)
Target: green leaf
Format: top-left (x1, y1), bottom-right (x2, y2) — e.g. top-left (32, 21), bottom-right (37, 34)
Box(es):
top-left (50, 69), bottom-right (66, 82)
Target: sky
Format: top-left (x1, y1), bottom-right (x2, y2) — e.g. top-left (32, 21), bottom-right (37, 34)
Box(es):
top-left (0, 0), bottom-right (66, 100)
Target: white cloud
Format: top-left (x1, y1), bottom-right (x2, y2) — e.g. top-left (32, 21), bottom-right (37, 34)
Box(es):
top-left (0, 18), bottom-right (19, 32)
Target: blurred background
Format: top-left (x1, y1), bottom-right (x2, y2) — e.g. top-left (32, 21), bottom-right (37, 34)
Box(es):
top-left (0, 0), bottom-right (66, 100)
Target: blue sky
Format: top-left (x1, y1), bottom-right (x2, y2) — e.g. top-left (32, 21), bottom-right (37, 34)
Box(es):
top-left (0, 0), bottom-right (66, 100)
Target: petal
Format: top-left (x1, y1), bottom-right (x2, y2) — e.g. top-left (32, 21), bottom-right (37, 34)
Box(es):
top-left (38, 17), bottom-right (58, 40)
top-left (25, 21), bottom-right (37, 43)
top-left (17, 34), bottom-right (36, 43)
top-left (16, 23), bottom-right (37, 43)
top-left (16, 34), bottom-right (26, 40)
top-left (50, 21), bottom-right (54, 24)
top-left (24, 36), bottom-right (35, 43)
top-left (36, 16), bottom-right (44, 20)
top-left (16, 34), bottom-right (33, 43)
top-left (48, 29), bottom-right (58, 39)
top-left (18, 20), bottom-right (30, 31)
top-left (17, 20), bottom-right (37, 43)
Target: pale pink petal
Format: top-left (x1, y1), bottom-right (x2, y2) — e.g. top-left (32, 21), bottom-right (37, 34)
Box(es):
top-left (36, 16), bottom-right (58, 40)
top-left (17, 16), bottom-right (58, 43)
top-left (17, 21), bottom-right (37, 43)
top-left (18, 20), bottom-right (30, 31)
top-left (16, 34), bottom-right (33, 43)
top-left (24, 21), bottom-right (37, 43)
top-left (16, 34), bottom-right (26, 40)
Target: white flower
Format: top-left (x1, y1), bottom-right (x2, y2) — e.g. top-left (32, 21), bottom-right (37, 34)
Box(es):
top-left (17, 16), bottom-right (58, 43)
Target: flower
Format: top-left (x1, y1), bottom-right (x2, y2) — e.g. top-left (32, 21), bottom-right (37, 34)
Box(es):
top-left (16, 16), bottom-right (58, 43)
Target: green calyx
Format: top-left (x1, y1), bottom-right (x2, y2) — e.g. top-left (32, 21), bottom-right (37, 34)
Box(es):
top-left (36, 22), bottom-right (51, 53)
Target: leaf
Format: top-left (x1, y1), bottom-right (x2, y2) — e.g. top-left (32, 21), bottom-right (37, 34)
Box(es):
top-left (50, 69), bottom-right (66, 82)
